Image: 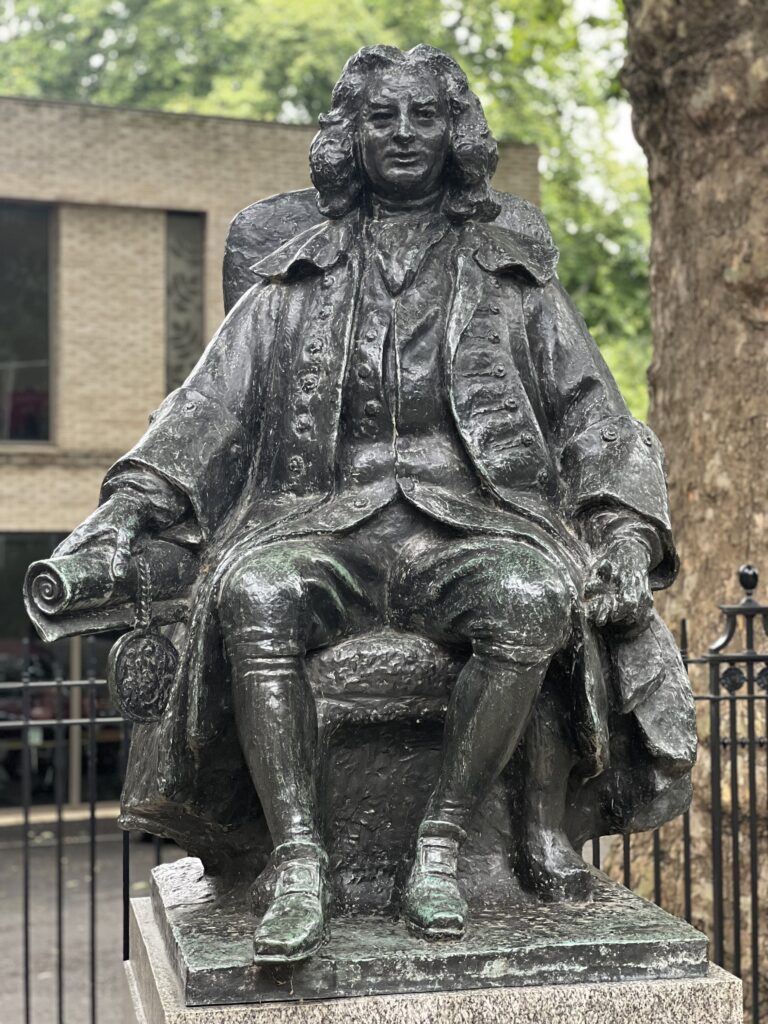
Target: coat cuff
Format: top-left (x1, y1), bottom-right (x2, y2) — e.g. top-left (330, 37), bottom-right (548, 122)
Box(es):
top-left (101, 468), bottom-right (190, 529)
top-left (562, 416), bottom-right (678, 588)
top-left (101, 387), bottom-right (249, 538)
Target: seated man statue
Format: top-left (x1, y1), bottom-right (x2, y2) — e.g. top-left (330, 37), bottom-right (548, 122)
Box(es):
top-left (28, 45), bottom-right (694, 965)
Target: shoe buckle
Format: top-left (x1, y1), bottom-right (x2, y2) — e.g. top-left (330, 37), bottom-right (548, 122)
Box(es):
top-left (275, 860), bottom-right (321, 898)
top-left (419, 836), bottom-right (458, 876)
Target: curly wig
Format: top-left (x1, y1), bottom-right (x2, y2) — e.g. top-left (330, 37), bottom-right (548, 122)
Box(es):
top-left (309, 45), bottom-right (500, 222)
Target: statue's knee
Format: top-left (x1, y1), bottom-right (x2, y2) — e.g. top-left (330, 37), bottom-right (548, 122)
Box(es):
top-left (217, 552), bottom-right (304, 638)
top-left (490, 556), bottom-right (572, 656)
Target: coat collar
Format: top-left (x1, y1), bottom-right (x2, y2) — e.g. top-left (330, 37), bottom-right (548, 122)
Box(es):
top-left (251, 210), bottom-right (559, 287)
top-left (251, 217), bottom-right (354, 280)
top-left (466, 221), bottom-right (559, 286)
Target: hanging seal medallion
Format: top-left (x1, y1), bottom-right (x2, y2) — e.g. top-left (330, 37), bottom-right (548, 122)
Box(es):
top-left (107, 556), bottom-right (178, 723)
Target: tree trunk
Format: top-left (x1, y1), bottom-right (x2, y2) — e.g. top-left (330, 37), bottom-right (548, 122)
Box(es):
top-left (621, 2), bottom-right (768, 1014)
top-left (623, 0), bottom-right (768, 649)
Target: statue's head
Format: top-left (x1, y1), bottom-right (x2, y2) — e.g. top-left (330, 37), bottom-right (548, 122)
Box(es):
top-left (310, 45), bottom-right (500, 222)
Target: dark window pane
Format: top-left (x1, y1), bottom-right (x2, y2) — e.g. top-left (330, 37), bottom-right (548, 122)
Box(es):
top-left (0, 202), bottom-right (50, 440)
top-left (166, 212), bottom-right (205, 392)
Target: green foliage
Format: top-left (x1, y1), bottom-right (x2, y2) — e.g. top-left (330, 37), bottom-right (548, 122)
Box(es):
top-left (0, 0), bottom-right (650, 415)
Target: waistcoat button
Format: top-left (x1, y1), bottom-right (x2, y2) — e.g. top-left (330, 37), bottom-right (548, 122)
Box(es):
top-left (357, 364), bottom-right (372, 379)
top-left (364, 400), bottom-right (381, 417)
top-left (493, 365), bottom-right (506, 378)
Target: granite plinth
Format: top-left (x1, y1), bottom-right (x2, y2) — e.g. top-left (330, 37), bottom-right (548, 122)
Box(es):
top-left (125, 897), bottom-right (742, 1024)
top-left (150, 857), bottom-right (708, 1007)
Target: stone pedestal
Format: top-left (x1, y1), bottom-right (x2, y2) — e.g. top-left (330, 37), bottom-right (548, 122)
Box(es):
top-left (125, 899), bottom-right (742, 1023)
top-left (125, 859), bottom-right (743, 1024)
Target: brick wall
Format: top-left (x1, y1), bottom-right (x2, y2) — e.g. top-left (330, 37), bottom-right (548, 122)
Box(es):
top-left (0, 96), bottom-right (540, 533)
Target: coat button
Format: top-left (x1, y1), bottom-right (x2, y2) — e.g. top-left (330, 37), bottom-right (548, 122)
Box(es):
top-left (288, 455), bottom-right (305, 475)
top-left (400, 478), bottom-right (415, 493)
top-left (309, 340), bottom-right (324, 354)
top-left (184, 401), bottom-right (196, 412)
top-left (643, 433), bottom-right (654, 447)
top-left (601, 425), bottom-right (619, 442)
top-left (537, 468), bottom-right (549, 485)
top-left (301, 375), bottom-right (318, 393)
top-left (319, 305), bottom-right (333, 320)
top-left (520, 432), bottom-right (534, 447)
top-left (366, 328), bottom-right (378, 341)
top-left (321, 275), bottom-right (335, 290)
top-left (490, 304), bottom-right (501, 314)
top-left (353, 497), bottom-right (369, 509)
top-left (296, 414), bottom-right (312, 432)
top-left (490, 333), bottom-right (501, 344)
top-left (504, 397), bottom-right (518, 411)
top-left (493, 365), bottom-right (506, 378)
top-left (357, 364), bottom-right (372, 379)
top-left (364, 400), bottom-right (381, 417)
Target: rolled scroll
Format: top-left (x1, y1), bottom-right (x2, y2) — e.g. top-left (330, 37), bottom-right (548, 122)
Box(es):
top-left (26, 549), bottom-right (134, 616)
top-left (24, 539), bottom-right (199, 642)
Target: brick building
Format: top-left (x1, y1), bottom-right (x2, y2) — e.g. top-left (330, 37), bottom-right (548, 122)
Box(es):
top-left (0, 95), bottom-right (540, 675)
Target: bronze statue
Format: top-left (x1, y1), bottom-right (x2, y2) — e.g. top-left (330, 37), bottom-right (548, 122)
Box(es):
top-left (26, 45), bottom-right (695, 969)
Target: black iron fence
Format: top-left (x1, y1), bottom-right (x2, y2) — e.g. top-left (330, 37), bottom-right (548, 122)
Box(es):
top-left (1, 568), bottom-right (766, 1023)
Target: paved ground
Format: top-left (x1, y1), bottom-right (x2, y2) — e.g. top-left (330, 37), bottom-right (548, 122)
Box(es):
top-left (0, 816), bottom-right (183, 1023)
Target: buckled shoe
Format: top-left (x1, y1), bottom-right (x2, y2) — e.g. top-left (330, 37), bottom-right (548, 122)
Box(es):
top-left (252, 841), bottom-right (330, 964)
top-left (402, 819), bottom-right (467, 940)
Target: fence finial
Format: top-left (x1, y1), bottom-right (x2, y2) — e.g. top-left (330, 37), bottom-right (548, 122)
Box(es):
top-left (738, 564), bottom-right (758, 596)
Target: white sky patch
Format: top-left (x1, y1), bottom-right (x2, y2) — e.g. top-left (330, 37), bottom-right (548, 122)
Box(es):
top-left (573, 0), bottom-right (646, 168)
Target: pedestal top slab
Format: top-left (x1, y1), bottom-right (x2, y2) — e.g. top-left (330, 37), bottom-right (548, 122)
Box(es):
top-left (151, 857), bottom-right (708, 1006)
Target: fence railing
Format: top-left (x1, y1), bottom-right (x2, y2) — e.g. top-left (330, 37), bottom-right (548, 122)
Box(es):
top-left (1, 568), bottom-right (766, 1023)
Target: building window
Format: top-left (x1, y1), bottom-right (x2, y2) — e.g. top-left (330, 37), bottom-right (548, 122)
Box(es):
top-left (166, 212), bottom-right (205, 393)
top-left (0, 202), bottom-right (51, 441)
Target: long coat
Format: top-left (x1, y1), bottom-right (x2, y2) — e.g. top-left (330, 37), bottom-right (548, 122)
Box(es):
top-left (104, 204), bottom-right (693, 854)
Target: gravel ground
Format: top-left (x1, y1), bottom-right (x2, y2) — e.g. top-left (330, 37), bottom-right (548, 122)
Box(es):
top-left (0, 817), bottom-right (183, 1024)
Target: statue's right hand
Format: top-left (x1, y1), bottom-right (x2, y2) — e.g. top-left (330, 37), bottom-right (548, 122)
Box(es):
top-left (53, 491), bottom-right (154, 581)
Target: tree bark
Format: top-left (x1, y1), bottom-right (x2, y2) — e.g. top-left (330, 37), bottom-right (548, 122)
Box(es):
top-left (621, 2), bottom-right (768, 1013)
top-left (623, 0), bottom-right (768, 650)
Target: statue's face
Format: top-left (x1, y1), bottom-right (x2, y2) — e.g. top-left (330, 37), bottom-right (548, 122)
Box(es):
top-left (358, 67), bottom-right (450, 200)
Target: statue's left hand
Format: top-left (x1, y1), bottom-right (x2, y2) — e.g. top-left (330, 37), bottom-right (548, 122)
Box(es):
top-left (52, 491), bottom-right (155, 582)
top-left (584, 537), bottom-right (653, 630)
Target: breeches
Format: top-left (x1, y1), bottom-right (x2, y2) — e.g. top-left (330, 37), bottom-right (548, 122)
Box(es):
top-left (217, 502), bottom-right (574, 663)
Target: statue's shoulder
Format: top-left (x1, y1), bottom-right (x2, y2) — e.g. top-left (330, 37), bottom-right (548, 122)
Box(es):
top-left (224, 188), bottom-right (326, 312)
top-left (466, 191), bottom-right (560, 287)
top-left (490, 191), bottom-right (556, 248)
